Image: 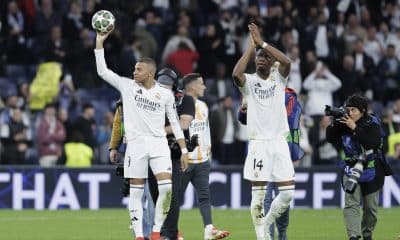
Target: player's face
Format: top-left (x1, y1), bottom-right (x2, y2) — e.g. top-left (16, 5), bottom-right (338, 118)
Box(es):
top-left (255, 49), bottom-right (273, 71)
top-left (133, 62), bottom-right (151, 83)
top-left (346, 107), bottom-right (363, 122)
top-left (192, 77), bottom-right (206, 97)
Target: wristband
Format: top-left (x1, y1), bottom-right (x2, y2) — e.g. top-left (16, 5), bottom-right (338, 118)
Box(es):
top-left (262, 42), bottom-right (269, 48)
top-left (181, 148), bottom-right (188, 154)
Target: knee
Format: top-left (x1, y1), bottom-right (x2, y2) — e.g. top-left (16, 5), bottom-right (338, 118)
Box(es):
top-left (158, 180), bottom-right (172, 193)
top-left (278, 187), bottom-right (294, 206)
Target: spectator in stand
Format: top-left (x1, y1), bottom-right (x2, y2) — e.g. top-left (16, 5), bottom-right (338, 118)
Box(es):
top-left (352, 39), bottom-right (375, 97)
top-left (303, 62), bottom-right (342, 118)
top-left (209, 96), bottom-right (239, 164)
top-left (343, 14), bottom-right (366, 54)
top-left (62, 0), bottom-right (86, 43)
top-left (143, 9), bottom-right (164, 51)
top-left (58, 108), bottom-right (73, 142)
top-left (16, 82), bottom-right (29, 110)
top-left (37, 103), bottom-right (66, 167)
top-left (5, 0), bottom-right (29, 82)
top-left (43, 25), bottom-right (68, 64)
top-left (364, 26), bottom-right (384, 65)
top-left (35, 0), bottom-right (62, 41)
top-left (161, 25), bottom-right (196, 64)
top-left (215, 9), bottom-right (240, 74)
top-left (119, 35), bottom-right (141, 78)
top-left (205, 62), bottom-right (237, 108)
top-left (73, 103), bottom-right (97, 150)
top-left (377, 44), bottom-right (400, 103)
top-left (0, 108), bottom-right (31, 164)
top-left (337, 55), bottom-right (362, 103)
top-left (287, 45), bottom-right (302, 94)
top-left (305, 10), bottom-right (336, 64)
top-left (166, 41), bottom-right (199, 76)
top-left (303, 62), bottom-right (342, 160)
top-left (134, 19), bottom-right (158, 60)
top-left (196, 23), bottom-right (222, 78)
top-left (376, 22), bottom-right (396, 49)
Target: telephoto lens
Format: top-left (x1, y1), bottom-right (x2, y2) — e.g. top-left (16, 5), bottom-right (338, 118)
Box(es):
top-left (344, 162), bottom-right (364, 193)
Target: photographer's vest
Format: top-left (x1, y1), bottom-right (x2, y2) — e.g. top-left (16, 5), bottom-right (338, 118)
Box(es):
top-left (340, 116), bottom-right (384, 182)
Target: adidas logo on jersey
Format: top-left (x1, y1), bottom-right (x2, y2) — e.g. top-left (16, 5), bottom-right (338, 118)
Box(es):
top-left (136, 89), bottom-right (143, 94)
top-left (254, 83), bottom-right (262, 87)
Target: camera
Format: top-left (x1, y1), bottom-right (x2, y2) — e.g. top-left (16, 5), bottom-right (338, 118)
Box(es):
top-left (324, 105), bottom-right (347, 120)
top-left (115, 163), bottom-right (130, 197)
top-left (168, 133), bottom-right (199, 159)
top-left (344, 154), bottom-right (365, 194)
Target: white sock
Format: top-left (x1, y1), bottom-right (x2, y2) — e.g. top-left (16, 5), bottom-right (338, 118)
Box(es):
top-left (129, 184), bottom-right (144, 237)
top-left (250, 186), bottom-right (267, 239)
top-left (265, 186), bottom-right (294, 226)
top-left (153, 179), bottom-right (172, 232)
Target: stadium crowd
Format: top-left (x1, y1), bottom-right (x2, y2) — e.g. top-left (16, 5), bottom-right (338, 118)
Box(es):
top-left (0, 0), bottom-right (400, 168)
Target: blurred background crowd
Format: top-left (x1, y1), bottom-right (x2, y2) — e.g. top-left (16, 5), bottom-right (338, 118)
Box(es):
top-left (0, 0), bottom-right (400, 168)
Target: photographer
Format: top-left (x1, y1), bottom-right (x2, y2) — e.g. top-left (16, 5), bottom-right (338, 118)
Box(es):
top-left (326, 95), bottom-right (392, 240)
top-left (109, 99), bottom-right (154, 240)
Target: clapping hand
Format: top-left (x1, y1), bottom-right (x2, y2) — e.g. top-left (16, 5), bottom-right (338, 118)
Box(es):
top-left (248, 23), bottom-right (263, 47)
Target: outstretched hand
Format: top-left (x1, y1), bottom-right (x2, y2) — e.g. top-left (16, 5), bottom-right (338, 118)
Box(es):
top-left (96, 30), bottom-right (112, 43)
top-left (248, 23), bottom-right (263, 47)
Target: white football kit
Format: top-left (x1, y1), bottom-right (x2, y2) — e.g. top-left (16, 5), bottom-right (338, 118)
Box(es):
top-left (188, 99), bottom-right (211, 163)
top-left (240, 66), bottom-right (295, 182)
top-left (95, 49), bottom-right (184, 178)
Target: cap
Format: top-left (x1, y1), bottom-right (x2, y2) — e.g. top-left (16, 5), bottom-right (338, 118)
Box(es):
top-left (157, 68), bottom-right (178, 86)
top-left (344, 95), bottom-right (368, 113)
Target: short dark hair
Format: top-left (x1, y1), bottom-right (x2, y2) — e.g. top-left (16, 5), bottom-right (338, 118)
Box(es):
top-left (138, 57), bottom-right (156, 75)
top-left (182, 73), bottom-right (201, 89)
top-left (82, 102), bottom-right (94, 110)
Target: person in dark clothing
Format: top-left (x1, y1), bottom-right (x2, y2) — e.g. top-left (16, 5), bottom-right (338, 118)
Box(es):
top-left (326, 95), bottom-right (393, 240)
top-left (73, 103), bottom-right (97, 149)
top-left (148, 68), bottom-right (195, 240)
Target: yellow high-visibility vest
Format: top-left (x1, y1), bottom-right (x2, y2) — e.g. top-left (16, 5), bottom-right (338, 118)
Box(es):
top-left (65, 142), bottom-right (93, 167)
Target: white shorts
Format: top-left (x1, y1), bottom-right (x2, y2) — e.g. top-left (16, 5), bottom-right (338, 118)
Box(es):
top-left (124, 136), bottom-right (172, 179)
top-left (243, 138), bottom-right (295, 182)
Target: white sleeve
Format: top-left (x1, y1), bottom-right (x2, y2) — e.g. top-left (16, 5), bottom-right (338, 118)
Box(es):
top-left (165, 93), bottom-right (184, 140)
top-left (325, 71), bottom-right (342, 91)
top-left (239, 73), bottom-right (251, 96)
top-left (94, 48), bottom-right (122, 90)
top-left (302, 72), bottom-right (316, 90)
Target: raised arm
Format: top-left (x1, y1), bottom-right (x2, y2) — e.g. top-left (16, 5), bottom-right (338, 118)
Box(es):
top-left (249, 23), bottom-right (291, 77)
top-left (232, 37), bottom-right (255, 87)
top-left (94, 31), bottom-right (123, 90)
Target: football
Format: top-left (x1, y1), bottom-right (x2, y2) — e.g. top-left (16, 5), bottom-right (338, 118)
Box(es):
top-left (91, 10), bottom-right (115, 33)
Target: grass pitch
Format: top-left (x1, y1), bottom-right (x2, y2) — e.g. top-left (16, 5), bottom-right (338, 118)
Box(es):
top-left (0, 208), bottom-right (399, 240)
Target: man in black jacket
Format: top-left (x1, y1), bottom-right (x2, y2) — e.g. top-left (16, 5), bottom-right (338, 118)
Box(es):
top-left (326, 95), bottom-right (392, 240)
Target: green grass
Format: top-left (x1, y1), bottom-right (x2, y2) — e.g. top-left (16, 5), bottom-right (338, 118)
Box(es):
top-left (0, 208), bottom-right (399, 240)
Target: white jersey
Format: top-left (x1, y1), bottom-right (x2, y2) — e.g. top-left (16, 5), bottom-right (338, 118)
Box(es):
top-left (188, 99), bottom-right (211, 163)
top-left (94, 49), bottom-right (183, 142)
top-left (240, 67), bottom-right (289, 140)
